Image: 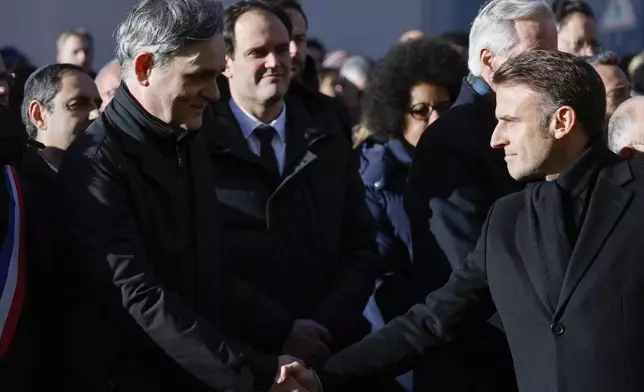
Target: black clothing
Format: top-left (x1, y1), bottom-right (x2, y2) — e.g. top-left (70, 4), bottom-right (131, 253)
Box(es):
top-left (203, 79), bottom-right (380, 354)
top-left (403, 78), bottom-right (520, 391)
top-left (57, 84), bottom-right (275, 392)
top-left (321, 144), bottom-right (644, 392)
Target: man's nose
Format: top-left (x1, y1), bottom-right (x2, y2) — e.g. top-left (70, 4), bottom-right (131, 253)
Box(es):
top-left (265, 52), bottom-right (279, 68)
top-left (490, 126), bottom-right (506, 149)
top-left (203, 81), bottom-right (220, 102)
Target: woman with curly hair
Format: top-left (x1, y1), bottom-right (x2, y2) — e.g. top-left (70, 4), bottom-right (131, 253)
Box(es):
top-left (359, 37), bottom-right (466, 345)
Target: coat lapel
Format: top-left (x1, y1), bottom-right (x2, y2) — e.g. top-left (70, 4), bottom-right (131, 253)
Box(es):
top-left (555, 163), bottom-right (634, 317)
top-left (520, 182), bottom-right (570, 315)
top-left (283, 96), bottom-right (325, 175)
top-left (208, 102), bottom-right (264, 162)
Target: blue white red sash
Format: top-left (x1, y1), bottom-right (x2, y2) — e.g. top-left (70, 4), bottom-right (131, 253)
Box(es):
top-left (0, 165), bottom-right (25, 357)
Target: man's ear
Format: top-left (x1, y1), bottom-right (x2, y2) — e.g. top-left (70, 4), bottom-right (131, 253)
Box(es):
top-left (551, 106), bottom-right (577, 140)
top-left (480, 48), bottom-right (495, 74)
top-left (132, 53), bottom-right (154, 86)
top-left (28, 100), bottom-right (48, 133)
top-left (619, 146), bottom-right (633, 158)
top-left (224, 55), bottom-right (233, 79)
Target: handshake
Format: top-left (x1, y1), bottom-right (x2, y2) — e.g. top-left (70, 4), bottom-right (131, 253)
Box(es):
top-left (269, 319), bottom-right (330, 392)
top-left (271, 355), bottom-right (320, 392)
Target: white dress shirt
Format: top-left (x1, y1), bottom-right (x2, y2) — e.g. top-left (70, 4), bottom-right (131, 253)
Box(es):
top-left (229, 98), bottom-right (287, 175)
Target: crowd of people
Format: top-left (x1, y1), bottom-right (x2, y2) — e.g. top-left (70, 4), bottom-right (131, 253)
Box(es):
top-left (2, 0), bottom-right (644, 391)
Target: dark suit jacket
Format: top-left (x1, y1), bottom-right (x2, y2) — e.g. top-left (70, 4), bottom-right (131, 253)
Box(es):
top-left (202, 80), bottom-right (380, 354)
top-left (57, 85), bottom-right (275, 392)
top-left (403, 78), bottom-right (519, 391)
top-left (322, 149), bottom-right (644, 392)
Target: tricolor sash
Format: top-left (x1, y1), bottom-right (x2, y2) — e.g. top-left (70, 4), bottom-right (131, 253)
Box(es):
top-left (0, 165), bottom-right (25, 357)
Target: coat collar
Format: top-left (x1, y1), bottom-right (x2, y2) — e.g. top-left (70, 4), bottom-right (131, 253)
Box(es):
top-left (518, 146), bottom-right (633, 317)
top-left (205, 77), bottom-right (332, 176)
top-left (554, 153), bottom-right (633, 317)
top-left (360, 138), bottom-right (413, 188)
top-left (103, 83), bottom-right (192, 216)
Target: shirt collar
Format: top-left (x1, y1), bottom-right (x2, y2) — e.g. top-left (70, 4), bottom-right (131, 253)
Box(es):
top-left (466, 72), bottom-right (494, 98)
top-left (228, 98), bottom-right (287, 142)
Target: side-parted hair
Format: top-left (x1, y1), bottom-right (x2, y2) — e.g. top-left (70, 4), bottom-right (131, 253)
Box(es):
top-left (21, 64), bottom-right (88, 137)
top-left (493, 50), bottom-right (606, 137)
top-left (552, 0), bottom-right (595, 30)
top-left (223, 0), bottom-right (293, 58)
top-left (115, 0), bottom-right (224, 75)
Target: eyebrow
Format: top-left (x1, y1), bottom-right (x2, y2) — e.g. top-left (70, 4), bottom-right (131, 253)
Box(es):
top-left (497, 115), bottom-right (520, 121)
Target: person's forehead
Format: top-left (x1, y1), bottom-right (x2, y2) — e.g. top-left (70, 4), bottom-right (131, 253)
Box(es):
top-left (496, 84), bottom-right (540, 111)
top-left (63, 35), bottom-right (89, 49)
top-left (596, 64), bottom-right (629, 88)
top-left (234, 10), bottom-right (289, 47)
top-left (410, 82), bottom-right (448, 102)
top-left (57, 71), bottom-right (99, 99)
top-left (176, 35), bottom-right (225, 69)
top-left (515, 15), bottom-right (557, 50)
top-left (560, 12), bottom-right (596, 34)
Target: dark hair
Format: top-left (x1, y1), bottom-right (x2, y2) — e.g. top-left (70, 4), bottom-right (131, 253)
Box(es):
top-left (266, 0), bottom-right (308, 28)
top-left (307, 38), bottom-right (326, 54)
top-left (584, 51), bottom-right (620, 67)
top-left (493, 50), bottom-right (606, 137)
top-left (552, 0), bottom-right (595, 27)
top-left (440, 31), bottom-right (469, 50)
top-left (223, 0), bottom-right (293, 57)
top-left (362, 38), bottom-right (467, 141)
top-left (21, 63), bottom-right (87, 138)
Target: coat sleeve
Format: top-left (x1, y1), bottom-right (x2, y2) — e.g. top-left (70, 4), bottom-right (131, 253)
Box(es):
top-left (364, 185), bottom-right (411, 275)
top-left (221, 274), bottom-right (295, 353)
top-left (405, 129), bottom-right (491, 290)
top-left (316, 203), bottom-right (498, 389)
top-left (58, 150), bottom-right (277, 392)
top-left (311, 150), bottom-right (381, 346)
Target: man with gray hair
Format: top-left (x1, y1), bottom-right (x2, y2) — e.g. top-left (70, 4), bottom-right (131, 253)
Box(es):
top-left (607, 97), bottom-right (644, 159)
top-left (56, 0), bottom-right (304, 391)
top-left (402, 0), bottom-right (557, 391)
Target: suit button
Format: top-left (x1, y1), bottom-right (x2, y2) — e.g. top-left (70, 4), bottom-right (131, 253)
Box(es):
top-left (551, 323), bottom-right (565, 336)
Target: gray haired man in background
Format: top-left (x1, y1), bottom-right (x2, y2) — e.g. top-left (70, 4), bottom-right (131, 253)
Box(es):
top-left (56, 0), bottom-right (307, 391)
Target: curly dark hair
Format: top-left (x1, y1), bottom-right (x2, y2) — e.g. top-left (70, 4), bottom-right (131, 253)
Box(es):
top-left (361, 37), bottom-right (467, 141)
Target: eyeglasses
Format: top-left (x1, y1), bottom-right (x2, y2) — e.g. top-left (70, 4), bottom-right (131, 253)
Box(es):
top-left (0, 72), bottom-right (15, 87)
top-left (408, 102), bottom-right (452, 121)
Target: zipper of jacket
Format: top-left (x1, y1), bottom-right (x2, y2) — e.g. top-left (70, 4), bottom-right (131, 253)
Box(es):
top-left (175, 131), bottom-right (188, 168)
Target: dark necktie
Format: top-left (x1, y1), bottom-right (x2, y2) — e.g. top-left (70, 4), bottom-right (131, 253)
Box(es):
top-left (254, 125), bottom-right (279, 179)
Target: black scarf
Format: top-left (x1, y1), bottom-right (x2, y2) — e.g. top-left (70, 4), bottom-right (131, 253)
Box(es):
top-left (524, 141), bottom-right (616, 308)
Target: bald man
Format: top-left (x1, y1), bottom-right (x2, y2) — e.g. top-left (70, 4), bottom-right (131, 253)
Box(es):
top-left (94, 60), bottom-right (120, 112)
top-left (607, 97), bottom-right (644, 159)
